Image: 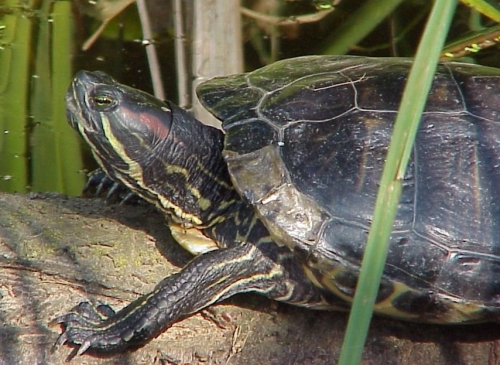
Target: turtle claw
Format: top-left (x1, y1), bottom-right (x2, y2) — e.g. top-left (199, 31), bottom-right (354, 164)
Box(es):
top-left (52, 333), bottom-right (81, 362)
top-left (84, 168), bottom-right (142, 204)
top-left (51, 329), bottom-right (80, 362)
top-left (65, 348), bottom-right (80, 362)
top-left (75, 339), bottom-right (92, 357)
top-left (51, 331), bottom-right (67, 353)
top-left (51, 301), bottom-right (124, 357)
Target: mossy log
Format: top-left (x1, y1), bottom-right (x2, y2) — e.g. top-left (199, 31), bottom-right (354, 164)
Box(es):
top-left (1, 192), bottom-right (499, 364)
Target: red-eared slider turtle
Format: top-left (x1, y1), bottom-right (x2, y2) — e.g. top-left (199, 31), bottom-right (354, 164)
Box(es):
top-left (55, 56), bottom-right (500, 356)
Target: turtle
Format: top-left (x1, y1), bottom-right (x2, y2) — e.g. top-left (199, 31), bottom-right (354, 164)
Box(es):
top-left (54, 55), bottom-right (500, 357)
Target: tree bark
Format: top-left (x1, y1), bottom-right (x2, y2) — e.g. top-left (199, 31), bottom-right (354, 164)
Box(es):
top-left (1, 192), bottom-right (499, 365)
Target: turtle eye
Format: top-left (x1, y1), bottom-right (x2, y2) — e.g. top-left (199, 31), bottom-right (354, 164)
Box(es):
top-left (90, 89), bottom-right (118, 111)
top-left (94, 95), bottom-right (113, 107)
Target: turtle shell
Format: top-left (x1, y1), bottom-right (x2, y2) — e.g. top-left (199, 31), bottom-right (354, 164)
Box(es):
top-left (197, 56), bottom-right (500, 322)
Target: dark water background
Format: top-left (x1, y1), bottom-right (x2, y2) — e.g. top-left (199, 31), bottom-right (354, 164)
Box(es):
top-left (1, 0), bottom-right (499, 195)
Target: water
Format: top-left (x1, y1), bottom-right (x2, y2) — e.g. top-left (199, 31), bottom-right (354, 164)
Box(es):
top-left (0, 0), bottom-right (159, 195)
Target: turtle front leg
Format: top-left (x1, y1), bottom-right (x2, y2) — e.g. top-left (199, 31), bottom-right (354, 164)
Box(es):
top-left (52, 242), bottom-right (331, 358)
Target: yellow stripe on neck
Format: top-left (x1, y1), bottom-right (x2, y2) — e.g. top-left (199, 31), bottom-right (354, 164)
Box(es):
top-left (98, 114), bottom-right (204, 226)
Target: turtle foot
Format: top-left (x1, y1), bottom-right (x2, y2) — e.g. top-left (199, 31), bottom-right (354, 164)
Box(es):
top-left (51, 301), bottom-right (127, 360)
top-left (84, 169), bottom-right (140, 204)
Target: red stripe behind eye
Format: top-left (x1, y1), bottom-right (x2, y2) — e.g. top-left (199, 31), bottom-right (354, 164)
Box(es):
top-left (140, 112), bottom-right (171, 139)
top-left (120, 106), bottom-right (171, 140)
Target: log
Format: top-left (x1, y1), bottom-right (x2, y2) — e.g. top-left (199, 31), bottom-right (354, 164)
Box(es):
top-left (1, 192), bottom-right (499, 364)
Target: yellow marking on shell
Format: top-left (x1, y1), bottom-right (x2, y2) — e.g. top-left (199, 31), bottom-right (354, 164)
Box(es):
top-left (312, 265), bottom-right (424, 319)
top-left (99, 114), bottom-right (203, 226)
top-left (307, 263), bottom-right (494, 323)
top-left (303, 265), bottom-right (365, 311)
top-left (371, 281), bottom-right (422, 320)
top-left (369, 281), bottom-right (493, 323)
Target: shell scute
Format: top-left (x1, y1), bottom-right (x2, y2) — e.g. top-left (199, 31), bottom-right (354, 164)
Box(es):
top-left (198, 56), bottom-right (500, 321)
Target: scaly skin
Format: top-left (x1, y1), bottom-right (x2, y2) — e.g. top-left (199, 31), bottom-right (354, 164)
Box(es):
top-left (54, 71), bottom-right (334, 358)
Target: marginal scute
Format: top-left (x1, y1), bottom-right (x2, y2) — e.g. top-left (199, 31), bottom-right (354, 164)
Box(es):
top-left (391, 290), bottom-right (448, 317)
top-left (257, 182), bottom-right (330, 251)
top-left (196, 74), bottom-right (263, 123)
top-left (223, 145), bottom-right (286, 205)
top-left (225, 145), bottom-right (329, 252)
top-left (224, 120), bottom-right (276, 155)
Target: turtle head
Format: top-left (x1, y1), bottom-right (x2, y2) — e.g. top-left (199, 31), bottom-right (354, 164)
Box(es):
top-left (67, 71), bottom-right (172, 162)
top-left (67, 71), bottom-right (234, 227)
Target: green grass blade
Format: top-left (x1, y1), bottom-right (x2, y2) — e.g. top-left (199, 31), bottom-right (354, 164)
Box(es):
top-left (338, 1), bottom-right (458, 365)
top-left (51, 1), bottom-right (85, 195)
top-left (31, 0), bottom-right (85, 194)
top-left (321, 0), bottom-right (405, 55)
top-left (30, 0), bottom-right (61, 192)
top-left (0, 3), bottom-right (31, 192)
top-left (462, 0), bottom-right (500, 22)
